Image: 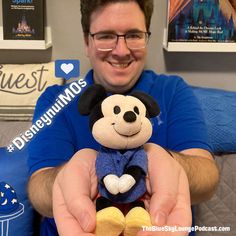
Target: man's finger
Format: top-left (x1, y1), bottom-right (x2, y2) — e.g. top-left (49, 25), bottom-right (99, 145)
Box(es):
top-left (138, 170), bottom-right (191, 236)
top-left (166, 169), bottom-right (192, 229)
top-left (145, 144), bottom-right (181, 226)
top-left (53, 177), bottom-right (94, 236)
top-left (57, 149), bottom-right (98, 232)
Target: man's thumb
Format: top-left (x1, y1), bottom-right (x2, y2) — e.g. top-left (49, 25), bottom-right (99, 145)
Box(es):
top-left (77, 197), bottom-right (96, 232)
top-left (149, 192), bottom-right (177, 226)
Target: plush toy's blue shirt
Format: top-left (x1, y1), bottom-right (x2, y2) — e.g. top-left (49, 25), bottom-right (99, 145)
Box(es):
top-left (96, 146), bottom-right (147, 203)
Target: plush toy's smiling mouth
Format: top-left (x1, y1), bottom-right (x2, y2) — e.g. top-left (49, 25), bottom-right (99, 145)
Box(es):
top-left (111, 122), bottom-right (141, 137)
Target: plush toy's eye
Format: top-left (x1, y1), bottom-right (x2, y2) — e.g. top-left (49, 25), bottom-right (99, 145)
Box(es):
top-left (134, 106), bottom-right (139, 114)
top-left (114, 106), bottom-right (121, 114)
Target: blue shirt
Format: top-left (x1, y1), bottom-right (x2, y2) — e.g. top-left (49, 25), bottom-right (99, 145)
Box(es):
top-left (96, 146), bottom-right (147, 203)
top-left (28, 70), bottom-right (212, 235)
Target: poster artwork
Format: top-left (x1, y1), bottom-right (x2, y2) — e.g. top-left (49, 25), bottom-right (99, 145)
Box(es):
top-left (168, 0), bottom-right (236, 42)
top-left (2, 0), bottom-right (44, 40)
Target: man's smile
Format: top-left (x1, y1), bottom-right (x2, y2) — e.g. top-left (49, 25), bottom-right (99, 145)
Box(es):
top-left (108, 61), bottom-right (133, 69)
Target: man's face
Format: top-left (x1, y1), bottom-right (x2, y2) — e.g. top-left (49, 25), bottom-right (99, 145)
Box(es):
top-left (85, 2), bottom-right (148, 93)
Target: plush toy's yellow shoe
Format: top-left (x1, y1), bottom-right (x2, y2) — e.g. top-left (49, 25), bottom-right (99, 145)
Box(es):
top-left (124, 207), bottom-right (152, 236)
top-left (95, 206), bottom-right (125, 236)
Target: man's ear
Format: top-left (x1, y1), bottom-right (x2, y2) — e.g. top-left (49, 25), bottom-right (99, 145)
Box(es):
top-left (78, 84), bottom-right (107, 115)
top-left (130, 91), bottom-right (160, 118)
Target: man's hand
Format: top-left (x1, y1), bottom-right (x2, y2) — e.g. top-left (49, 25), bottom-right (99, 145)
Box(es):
top-left (138, 143), bottom-right (192, 236)
top-left (53, 148), bottom-right (98, 236)
top-left (52, 145), bottom-right (192, 236)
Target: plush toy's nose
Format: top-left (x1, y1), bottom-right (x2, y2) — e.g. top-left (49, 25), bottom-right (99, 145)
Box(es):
top-left (123, 111), bottom-right (137, 123)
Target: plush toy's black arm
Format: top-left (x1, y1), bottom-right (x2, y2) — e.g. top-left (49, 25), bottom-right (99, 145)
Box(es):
top-left (124, 166), bottom-right (144, 183)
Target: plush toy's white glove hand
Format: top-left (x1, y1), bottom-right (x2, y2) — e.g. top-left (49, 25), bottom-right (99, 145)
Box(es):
top-left (103, 174), bottom-right (120, 195)
top-left (119, 174), bottom-right (136, 194)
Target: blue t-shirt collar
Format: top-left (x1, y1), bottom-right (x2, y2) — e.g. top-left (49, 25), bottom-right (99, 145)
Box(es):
top-left (83, 69), bottom-right (154, 95)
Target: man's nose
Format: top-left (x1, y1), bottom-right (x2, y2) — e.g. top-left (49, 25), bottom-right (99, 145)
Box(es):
top-left (112, 37), bottom-right (130, 55)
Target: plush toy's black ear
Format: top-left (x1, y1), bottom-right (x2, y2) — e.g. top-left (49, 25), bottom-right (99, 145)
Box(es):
top-left (130, 91), bottom-right (160, 118)
top-left (78, 84), bottom-right (107, 115)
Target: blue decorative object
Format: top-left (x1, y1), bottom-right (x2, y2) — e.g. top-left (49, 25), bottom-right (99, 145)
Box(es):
top-left (193, 86), bottom-right (236, 153)
top-left (0, 181), bottom-right (19, 214)
top-left (0, 147), bottom-right (34, 236)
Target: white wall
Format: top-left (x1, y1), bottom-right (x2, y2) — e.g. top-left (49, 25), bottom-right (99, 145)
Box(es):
top-left (0, 0), bottom-right (236, 90)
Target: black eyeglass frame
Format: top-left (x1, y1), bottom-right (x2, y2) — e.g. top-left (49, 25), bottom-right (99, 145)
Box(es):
top-left (89, 31), bottom-right (151, 51)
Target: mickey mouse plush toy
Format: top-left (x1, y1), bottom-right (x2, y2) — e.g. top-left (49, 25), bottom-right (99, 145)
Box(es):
top-left (78, 84), bottom-right (160, 236)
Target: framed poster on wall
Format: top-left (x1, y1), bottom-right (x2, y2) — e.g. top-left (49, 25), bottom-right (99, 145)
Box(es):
top-left (163, 0), bottom-right (236, 52)
top-left (0, 0), bottom-right (51, 50)
top-left (2, 0), bottom-right (45, 40)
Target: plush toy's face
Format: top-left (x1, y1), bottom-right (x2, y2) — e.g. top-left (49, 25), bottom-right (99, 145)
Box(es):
top-left (92, 94), bottom-right (153, 149)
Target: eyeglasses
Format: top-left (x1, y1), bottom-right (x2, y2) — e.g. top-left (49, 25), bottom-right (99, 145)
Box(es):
top-left (89, 31), bottom-right (151, 51)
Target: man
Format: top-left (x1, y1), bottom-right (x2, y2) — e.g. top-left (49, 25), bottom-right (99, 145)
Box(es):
top-left (28, 1), bottom-right (219, 235)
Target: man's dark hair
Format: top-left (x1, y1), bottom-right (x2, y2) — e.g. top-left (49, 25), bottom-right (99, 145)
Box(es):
top-left (80, 0), bottom-right (154, 35)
